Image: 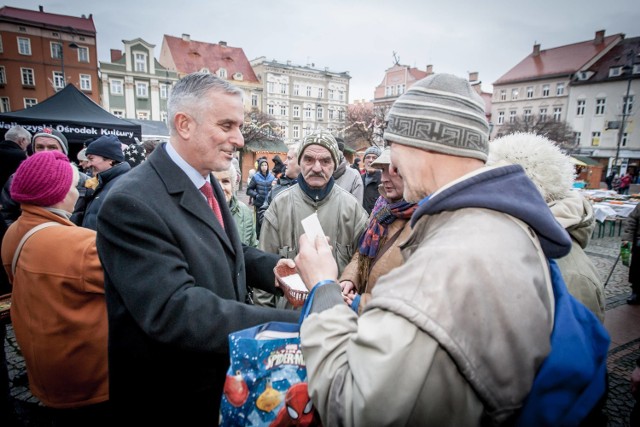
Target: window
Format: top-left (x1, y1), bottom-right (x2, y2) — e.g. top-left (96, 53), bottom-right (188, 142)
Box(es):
top-left (137, 111), bottom-right (150, 120)
top-left (591, 131), bottom-right (601, 146)
top-left (251, 93), bottom-right (258, 107)
top-left (23, 98), bottom-right (37, 108)
top-left (53, 71), bottom-right (64, 89)
top-left (622, 132), bottom-right (629, 147)
top-left (112, 110), bottom-right (124, 118)
top-left (293, 84), bottom-right (299, 95)
top-left (17, 37), bottom-right (31, 55)
top-left (624, 95), bottom-right (634, 115)
top-left (497, 111), bottom-right (505, 124)
top-left (268, 82), bottom-right (275, 93)
top-left (306, 86), bottom-right (312, 97)
top-left (293, 105), bottom-right (300, 118)
top-left (134, 53), bottom-right (147, 72)
top-left (542, 84), bottom-right (550, 97)
top-left (318, 88), bottom-right (323, 98)
top-left (80, 74), bottom-right (91, 91)
top-left (0, 35), bottom-right (3, 53)
top-left (77, 46), bottom-right (89, 63)
top-left (539, 107), bottom-right (547, 122)
top-left (0, 66), bottom-right (5, 84)
top-left (574, 132), bottom-right (581, 145)
top-left (511, 88), bottom-right (519, 100)
top-left (523, 108), bottom-right (532, 122)
top-left (160, 111), bottom-right (168, 123)
top-left (328, 89), bottom-right (334, 99)
top-left (217, 68), bottom-right (227, 79)
top-left (576, 99), bottom-right (586, 116)
top-left (339, 91), bottom-right (344, 101)
top-left (233, 72), bottom-right (243, 81)
top-left (268, 104), bottom-right (274, 115)
top-left (339, 109), bottom-right (345, 120)
top-left (526, 86), bottom-right (534, 99)
top-left (304, 106), bottom-right (312, 118)
top-left (556, 83), bottom-right (565, 96)
top-left (160, 84), bottom-right (169, 99)
top-left (317, 106), bottom-right (323, 120)
top-left (509, 110), bottom-right (516, 123)
top-left (553, 107), bottom-right (562, 121)
top-left (500, 90), bottom-right (506, 101)
top-left (51, 42), bottom-right (62, 59)
top-left (280, 83), bottom-right (288, 94)
top-left (136, 82), bottom-right (148, 98)
top-left (110, 79), bottom-right (124, 95)
top-left (595, 98), bottom-right (606, 115)
top-left (21, 68), bottom-right (34, 86)
top-left (0, 97), bottom-right (10, 112)
top-left (398, 84), bottom-right (405, 95)
top-left (293, 125), bottom-right (300, 138)
top-left (609, 67), bottom-right (622, 77)
top-left (280, 105), bottom-right (287, 116)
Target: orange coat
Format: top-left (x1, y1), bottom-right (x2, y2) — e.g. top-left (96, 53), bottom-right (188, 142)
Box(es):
top-left (339, 217), bottom-right (412, 313)
top-left (1, 205), bottom-right (108, 408)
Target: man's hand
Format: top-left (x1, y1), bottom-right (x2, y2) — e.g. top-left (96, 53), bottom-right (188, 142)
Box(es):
top-left (294, 233), bottom-right (338, 291)
top-left (340, 280), bottom-right (357, 305)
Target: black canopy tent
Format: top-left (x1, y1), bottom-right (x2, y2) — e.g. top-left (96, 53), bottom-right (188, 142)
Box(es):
top-left (0, 84), bottom-right (141, 158)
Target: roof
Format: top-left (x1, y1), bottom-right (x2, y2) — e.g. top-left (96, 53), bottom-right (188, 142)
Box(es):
top-left (572, 37), bottom-right (640, 85)
top-left (0, 6), bottom-right (96, 35)
top-left (494, 33), bottom-right (622, 84)
top-left (243, 139), bottom-right (288, 153)
top-left (162, 35), bottom-right (259, 83)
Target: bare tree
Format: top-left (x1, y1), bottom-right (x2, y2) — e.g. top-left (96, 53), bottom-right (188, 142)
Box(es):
top-left (242, 108), bottom-right (283, 144)
top-left (497, 115), bottom-right (578, 153)
top-left (345, 103), bottom-right (389, 150)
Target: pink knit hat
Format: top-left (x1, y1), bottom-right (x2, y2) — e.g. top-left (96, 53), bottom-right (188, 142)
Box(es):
top-left (11, 151), bottom-right (74, 207)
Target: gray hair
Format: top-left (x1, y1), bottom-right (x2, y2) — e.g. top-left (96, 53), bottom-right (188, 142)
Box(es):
top-left (167, 72), bottom-right (244, 134)
top-left (288, 143), bottom-right (300, 157)
top-left (5, 125), bottom-right (31, 143)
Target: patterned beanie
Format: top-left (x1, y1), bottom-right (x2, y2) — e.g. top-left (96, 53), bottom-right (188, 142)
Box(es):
top-left (32, 127), bottom-right (69, 155)
top-left (364, 146), bottom-right (382, 159)
top-left (384, 73), bottom-right (490, 162)
top-left (298, 129), bottom-right (340, 171)
top-left (124, 143), bottom-right (146, 167)
top-left (86, 135), bottom-right (124, 162)
top-left (11, 151), bottom-right (74, 206)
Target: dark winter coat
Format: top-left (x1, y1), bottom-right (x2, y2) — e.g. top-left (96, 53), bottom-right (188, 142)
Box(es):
top-left (362, 170), bottom-right (382, 214)
top-left (246, 161), bottom-right (276, 209)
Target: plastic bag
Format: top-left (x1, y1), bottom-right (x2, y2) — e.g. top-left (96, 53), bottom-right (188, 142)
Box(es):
top-left (220, 322), bottom-right (322, 426)
top-left (621, 242), bottom-right (631, 267)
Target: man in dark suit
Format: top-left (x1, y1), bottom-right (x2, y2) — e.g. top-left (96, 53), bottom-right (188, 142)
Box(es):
top-left (96, 73), bottom-right (298, 425)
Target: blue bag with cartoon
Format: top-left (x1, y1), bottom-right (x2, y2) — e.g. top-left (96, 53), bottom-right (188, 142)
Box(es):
top-left (220, 322), bottom-right (322, 426)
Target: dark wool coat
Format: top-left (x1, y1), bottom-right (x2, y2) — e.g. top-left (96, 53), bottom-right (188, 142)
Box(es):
top-left (0, 139), bottom-right (26, 189)
top-left (96, 144), bottom-right (298, 426)
top-left (362, 170), bottom-right (382, 214)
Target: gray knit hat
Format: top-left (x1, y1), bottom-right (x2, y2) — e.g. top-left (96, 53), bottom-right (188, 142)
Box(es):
top-left (298, 130), bottom-right (340, 171)
top-left (364, 146), bottom-right (382, 159)
top-left (32, 127), bottom-right (69, 155)
top-left (384, 73), bottom-right (490, 162)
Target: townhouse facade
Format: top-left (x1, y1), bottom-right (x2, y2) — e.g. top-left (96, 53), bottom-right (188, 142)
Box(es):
top-left (372, 63), bottom-right (432, 111)
top-left (250, 57), bottom-right (350, 145)
top-left (568, 36), bottom-right (640, 174)
top-left (100, 38), bottom-right (179, 123)
top-left (158, 34), bottom-right (262, 113)
top-left (491, 30), bottom-right (622, 141)
top-left (0, 5), bottom-right (99, 111)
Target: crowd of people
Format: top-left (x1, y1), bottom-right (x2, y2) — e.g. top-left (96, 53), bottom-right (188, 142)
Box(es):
top-left (0, 70), bottom-right (636, 426)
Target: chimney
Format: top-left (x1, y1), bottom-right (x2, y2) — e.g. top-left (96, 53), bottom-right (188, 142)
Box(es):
top-left (595, 29), bottom-right (605, 44)
top-left (533, 43), bottom-right (540, 56)
top-left (110, 49), bottom-right (123, 62)
top-left (468, 71), bottom-right (479, 83)
top-left (426, 64), bottom-right (433, 74)
top-left (39, 5), bottom-right (44, 12)
top-left (182, 33), bottom-right (190, 42)
top-left (219, 41), bottom-right (227, 46)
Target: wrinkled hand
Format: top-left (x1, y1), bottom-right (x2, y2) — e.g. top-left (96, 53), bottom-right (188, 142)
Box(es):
top-left (294, 234), bottom-right (338, 291)
top-left (631, 366), bottom-right (640, 396)
top-left (340, 280), bottom-right (357, 305)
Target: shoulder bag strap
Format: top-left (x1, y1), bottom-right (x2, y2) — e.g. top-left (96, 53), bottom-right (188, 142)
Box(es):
top-left (11, 222), bottom-right (63, 276)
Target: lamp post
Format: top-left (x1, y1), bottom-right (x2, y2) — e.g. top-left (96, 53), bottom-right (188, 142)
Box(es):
top-left (612, 49), bottom-right (636, 174)
top-left (57, 31), bottom-right (78, 90)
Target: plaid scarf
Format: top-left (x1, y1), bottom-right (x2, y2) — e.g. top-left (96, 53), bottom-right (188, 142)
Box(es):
top-left (358, 197), bottom-right (418, 258)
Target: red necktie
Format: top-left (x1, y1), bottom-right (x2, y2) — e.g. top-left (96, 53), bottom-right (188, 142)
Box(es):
top-left (200, 181), bottom-right (225, 229)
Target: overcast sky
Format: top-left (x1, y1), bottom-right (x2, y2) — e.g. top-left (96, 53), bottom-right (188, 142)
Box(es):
top-left (11, 0), bottom-right (640, 102)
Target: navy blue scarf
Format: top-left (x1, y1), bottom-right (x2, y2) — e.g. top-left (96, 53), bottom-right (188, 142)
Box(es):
top-left (297, 174), bottom-right (335, 202)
